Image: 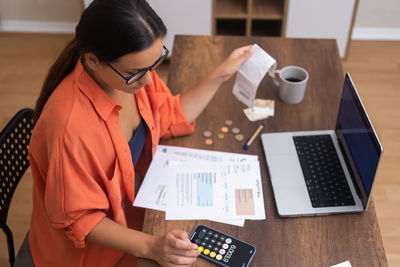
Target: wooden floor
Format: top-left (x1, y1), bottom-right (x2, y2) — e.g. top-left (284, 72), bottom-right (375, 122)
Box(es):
top-left (0, 33), bottom-right (399, 266)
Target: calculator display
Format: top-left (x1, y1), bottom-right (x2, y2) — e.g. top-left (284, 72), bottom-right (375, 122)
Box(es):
top-left (189, 225), bottom-right (256, 267)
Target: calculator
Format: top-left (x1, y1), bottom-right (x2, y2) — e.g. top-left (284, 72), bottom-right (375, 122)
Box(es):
top-left (189, 224), bottom-right (256, 267)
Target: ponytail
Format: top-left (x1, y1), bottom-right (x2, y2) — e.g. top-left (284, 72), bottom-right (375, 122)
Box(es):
top-left (33, 38), bottom-right (80, 126)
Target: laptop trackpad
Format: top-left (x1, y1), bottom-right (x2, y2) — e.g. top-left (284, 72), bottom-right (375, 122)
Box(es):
top-left (268, 154), bottom-right (305, 188)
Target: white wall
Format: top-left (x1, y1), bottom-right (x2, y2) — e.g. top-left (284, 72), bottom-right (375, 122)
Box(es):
top-left (354, 0), bottom-right (400, 28)
top-left (0, 0), bottom-right (81, 32)
top-left (0, 0), bottom-right (81, 22)
top-left (0, 0), bottom-right (399, 39)
top-left (352, 0), bottom-right (400, 40)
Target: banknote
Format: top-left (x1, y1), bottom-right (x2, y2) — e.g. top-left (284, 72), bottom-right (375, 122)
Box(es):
top-left (243, 99), bottom-right (274, 121)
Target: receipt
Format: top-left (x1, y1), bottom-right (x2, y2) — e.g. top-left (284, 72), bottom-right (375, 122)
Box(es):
top-left (232, 44), bottom-right (277, 107)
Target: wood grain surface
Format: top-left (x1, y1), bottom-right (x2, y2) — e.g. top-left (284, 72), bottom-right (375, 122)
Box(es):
top-left (137, 36), bottom-right (387, 267)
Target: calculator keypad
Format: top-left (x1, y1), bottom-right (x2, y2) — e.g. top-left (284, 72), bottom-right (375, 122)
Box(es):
top-left (192, 227), bottom-right (234, 263)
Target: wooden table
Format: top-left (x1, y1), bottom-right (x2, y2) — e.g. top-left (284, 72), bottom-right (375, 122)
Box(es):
top-left (137, 35), bottom-right (387, 267)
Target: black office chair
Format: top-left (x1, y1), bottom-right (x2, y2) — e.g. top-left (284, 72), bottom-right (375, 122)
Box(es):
top-left (0, 108), bottom-right (33, 267)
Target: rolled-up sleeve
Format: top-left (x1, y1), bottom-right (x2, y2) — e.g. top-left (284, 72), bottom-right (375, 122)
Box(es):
top-left (44, 133), bottom-right (109, 248)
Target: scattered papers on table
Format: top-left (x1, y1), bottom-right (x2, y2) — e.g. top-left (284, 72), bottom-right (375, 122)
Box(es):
top-left (133, 145), bottom-right (266, 226)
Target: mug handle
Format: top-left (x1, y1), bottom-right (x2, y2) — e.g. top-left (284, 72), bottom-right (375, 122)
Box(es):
top-left (270, 69), bottom-right (281, 87)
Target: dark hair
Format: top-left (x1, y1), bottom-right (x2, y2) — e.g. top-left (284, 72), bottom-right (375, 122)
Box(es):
top-left (33, 0), bottom-right (167, 125)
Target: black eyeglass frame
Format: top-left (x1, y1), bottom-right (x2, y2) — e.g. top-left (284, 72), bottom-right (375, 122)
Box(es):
top-left (107, 45), bottom-right (169, 85)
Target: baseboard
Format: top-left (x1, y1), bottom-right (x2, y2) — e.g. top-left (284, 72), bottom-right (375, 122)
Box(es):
top-left (0, 20), bottom-right (77, 33)
top-left (352, 27), bottom-right (400, 40)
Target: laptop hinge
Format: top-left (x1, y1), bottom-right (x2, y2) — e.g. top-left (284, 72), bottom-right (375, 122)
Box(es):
top-left (337, 137), bottom-right (362, 200)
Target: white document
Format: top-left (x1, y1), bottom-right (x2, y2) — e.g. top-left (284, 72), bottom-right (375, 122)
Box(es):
top-left (232, 44), bottom-right (277, 107)
top-left (133, 145), bottom-right (259, 226)
top-left (154, 145), bottom-right (258, 163)
top-left (165, 160), bottom-right (266, 220)
top-left (330, 261), bottom-right (352, 267)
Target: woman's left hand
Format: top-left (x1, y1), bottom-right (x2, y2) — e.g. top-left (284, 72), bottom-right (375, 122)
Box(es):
top-left (211, 45), bottom-right (253, 82)
top-left (180, 44), bottom-right (253, 123)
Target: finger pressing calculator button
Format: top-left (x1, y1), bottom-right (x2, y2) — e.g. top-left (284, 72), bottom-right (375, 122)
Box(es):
top-left (216, 254), bottom-right (223, 261)
top-left (225, 238), bottom-right (232, 244)
top-left (198, 246), bottom-right (204, 252)
top-left (222, 243), bottom-right (229, 249)
top-left (210, 252), bottom-right (216, 258)
top-left (219, 249), bottom-right (226, 255)
top-left (203, 249), bottom-right (210, 255)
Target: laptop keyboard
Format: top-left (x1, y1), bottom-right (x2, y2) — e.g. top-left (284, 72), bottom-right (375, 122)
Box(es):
top-left (293, 135), bottom-right (355, 208)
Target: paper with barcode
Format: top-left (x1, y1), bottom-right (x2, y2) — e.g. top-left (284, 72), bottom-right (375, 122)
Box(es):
top-left (232, 44), bottom-right (277, 107)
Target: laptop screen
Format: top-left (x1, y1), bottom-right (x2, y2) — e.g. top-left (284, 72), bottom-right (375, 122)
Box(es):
top-left (335, 74), bottom-right (382, 206)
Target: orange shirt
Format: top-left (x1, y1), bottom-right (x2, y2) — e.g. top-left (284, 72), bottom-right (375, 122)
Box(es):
top-left (28, 59), bottom-right (195, 267)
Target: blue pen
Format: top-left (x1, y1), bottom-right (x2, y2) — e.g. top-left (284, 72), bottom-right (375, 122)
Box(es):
top-left (243, 123), bottom-right (265, 150)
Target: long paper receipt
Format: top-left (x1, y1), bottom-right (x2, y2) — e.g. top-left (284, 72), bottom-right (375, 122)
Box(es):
top-left (232, 44), bottom-right (277, 107)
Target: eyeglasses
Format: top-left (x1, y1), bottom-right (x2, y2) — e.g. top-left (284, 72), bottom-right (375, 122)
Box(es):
top-left (107, 45), bottom-right (169, 85)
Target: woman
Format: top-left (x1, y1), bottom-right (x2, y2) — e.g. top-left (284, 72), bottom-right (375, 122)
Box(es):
top-left (28, 0), bottom-right (252, 266)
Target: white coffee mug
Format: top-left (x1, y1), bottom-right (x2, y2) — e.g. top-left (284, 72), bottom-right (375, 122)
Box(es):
top-left (272, 66), bottom-right (309, 104)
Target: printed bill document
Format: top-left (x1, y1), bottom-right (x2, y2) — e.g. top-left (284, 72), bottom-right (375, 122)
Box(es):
top-left (165, 160), bottom-right (265, 220)
top-left (133, 145), bottom-right (266, 225)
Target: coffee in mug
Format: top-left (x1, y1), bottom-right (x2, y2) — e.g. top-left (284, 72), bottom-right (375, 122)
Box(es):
top-left (272, 66), bottom-right (309, 104)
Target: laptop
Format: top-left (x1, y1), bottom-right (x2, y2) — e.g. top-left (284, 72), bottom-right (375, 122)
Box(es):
top-left (261, 73), bottom-right (383, 217)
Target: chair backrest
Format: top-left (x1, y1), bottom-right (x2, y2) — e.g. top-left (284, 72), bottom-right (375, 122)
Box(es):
top-left (0, 108), bottom-right (34, 225)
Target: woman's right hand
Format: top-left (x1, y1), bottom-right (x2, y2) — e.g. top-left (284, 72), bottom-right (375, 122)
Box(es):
top-left (150, 229), bottom-right (200, 267)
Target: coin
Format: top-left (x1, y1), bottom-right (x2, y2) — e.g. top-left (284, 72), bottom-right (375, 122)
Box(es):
top-left (217, 133), bottom-right (225, 139)
top-left (231, 127), bottom-right (240, 134)
top-left (220, 127), bottom-right (229, 133)
top-left (225, 120), bottom-right (233, 126)
top-left (205, 139), bottom-right (213, 145)
top-left (203, 130), bottom-right (212, 137)
top-left (235, 134), bottom-right (244, 141)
